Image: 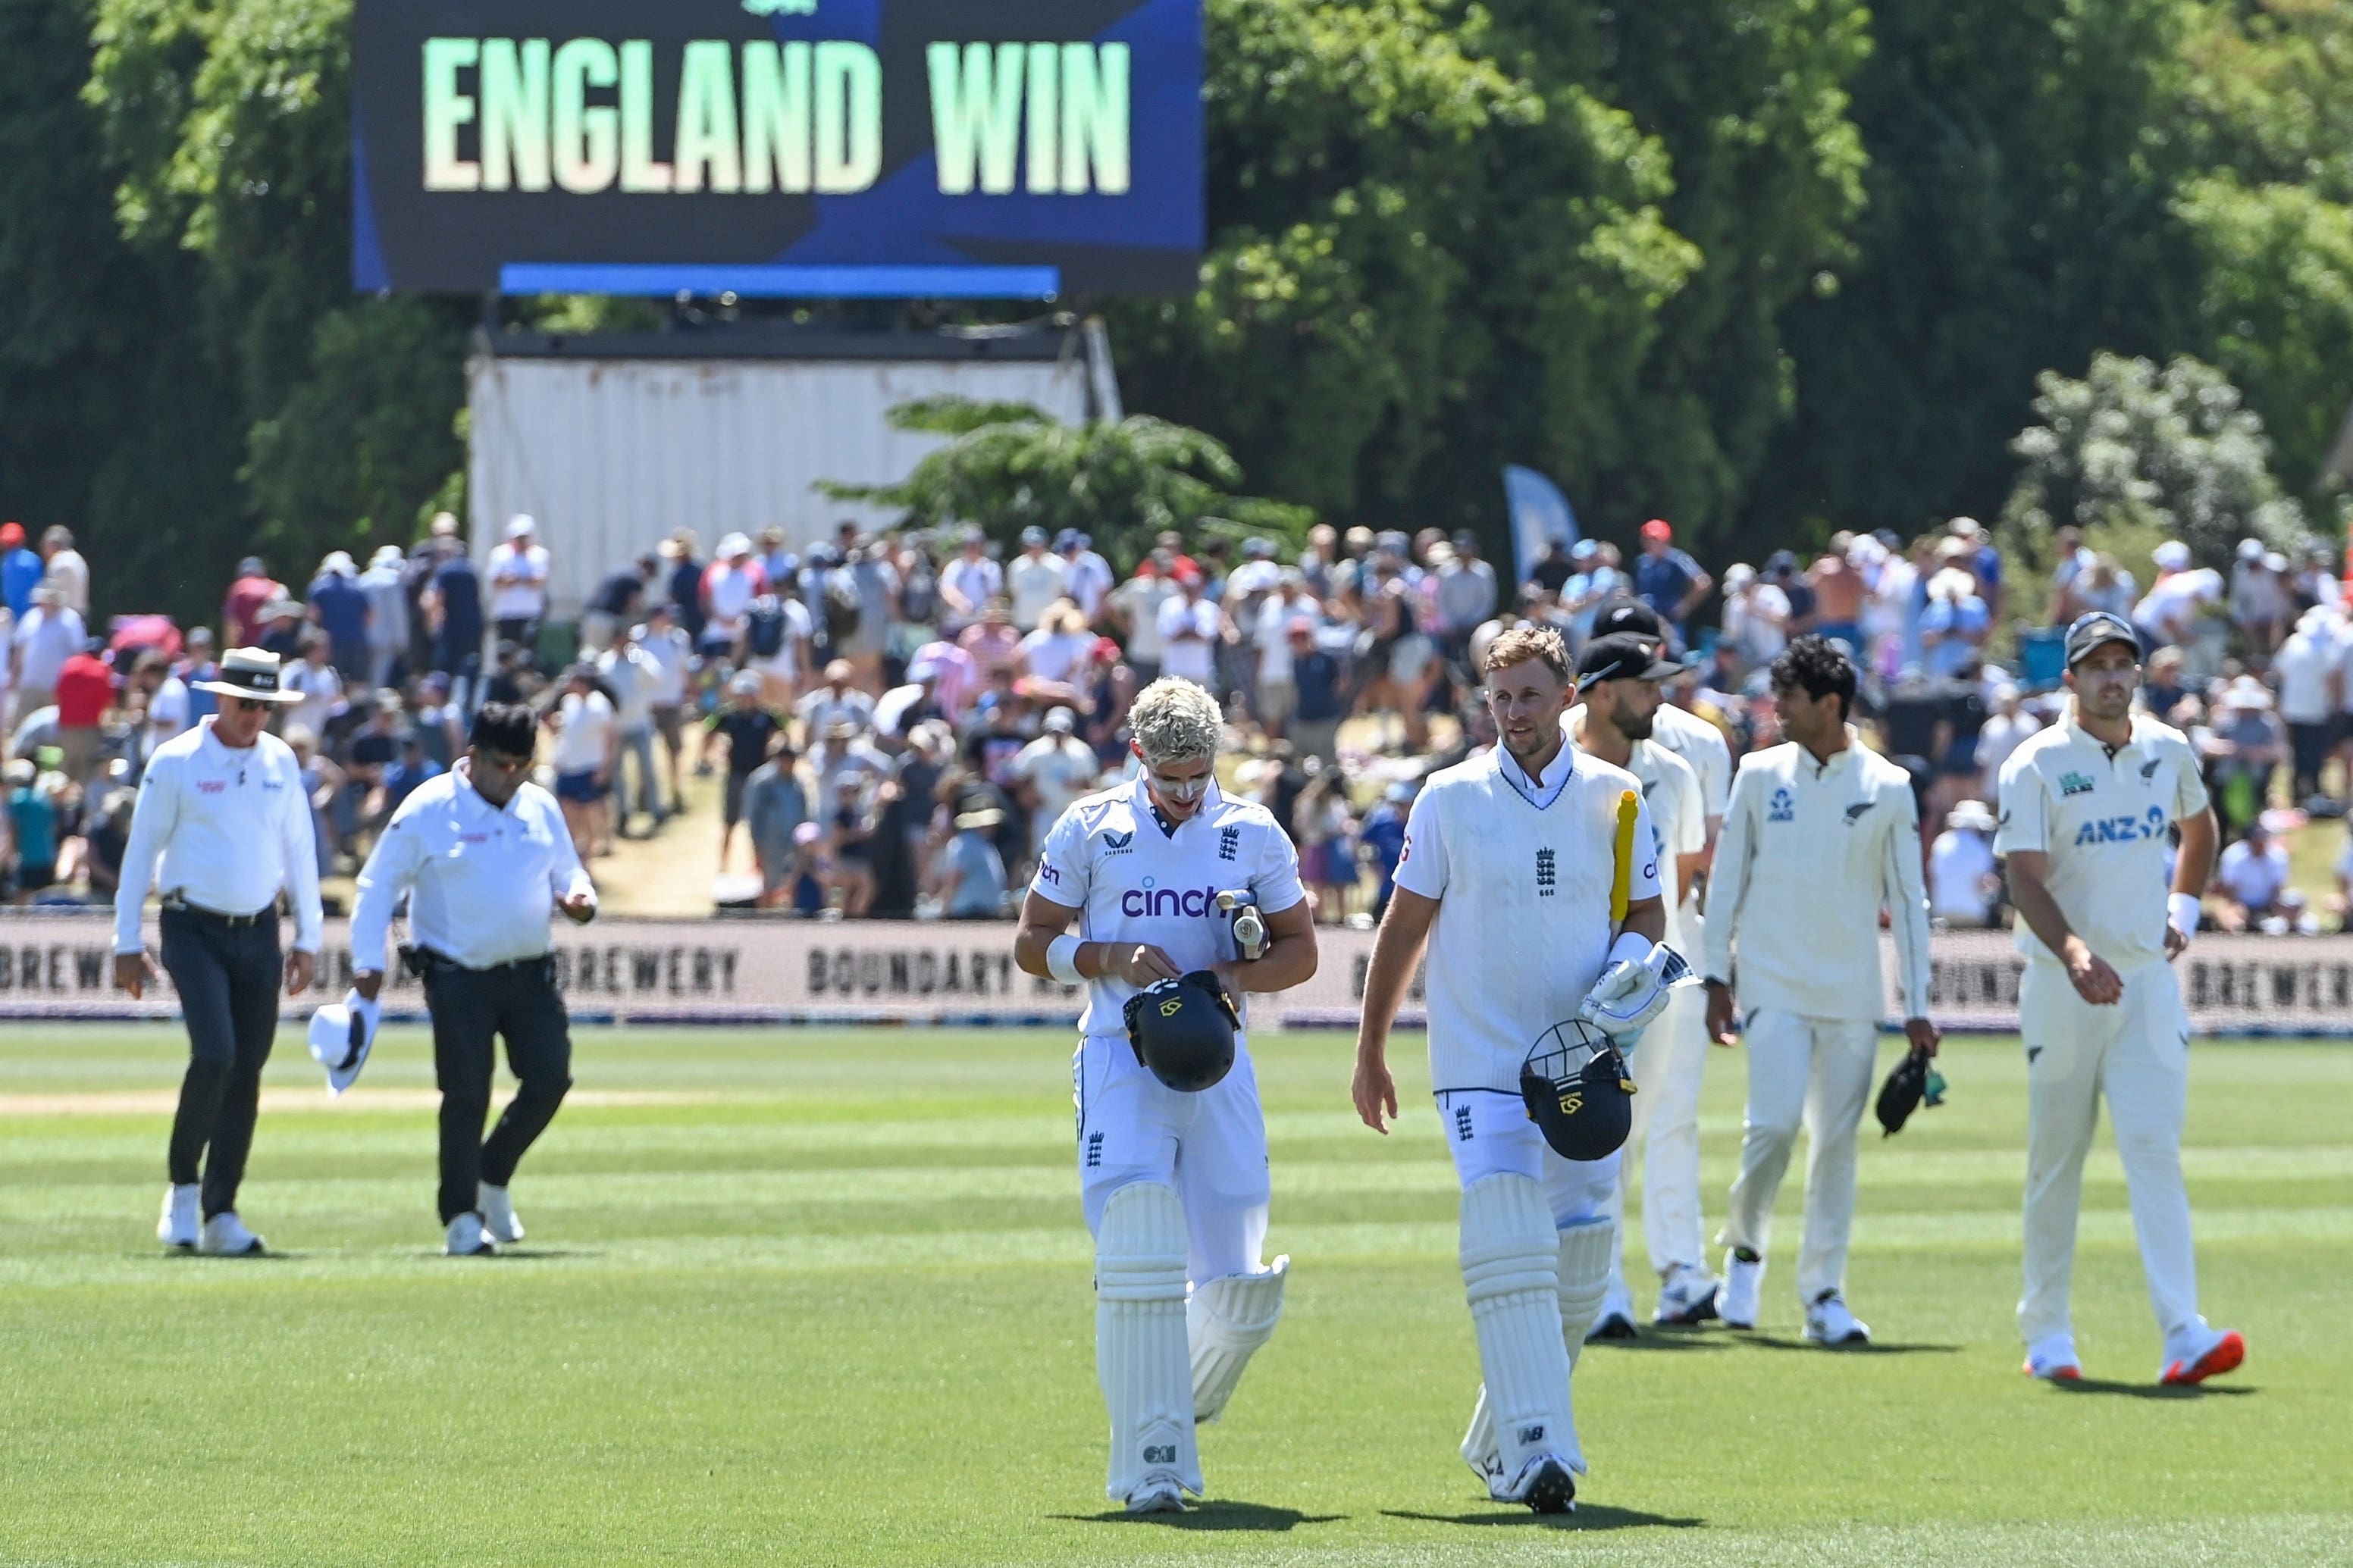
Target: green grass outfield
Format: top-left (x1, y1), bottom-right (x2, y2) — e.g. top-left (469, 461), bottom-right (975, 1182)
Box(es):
top-left (2, 1025), bottom-right (2348, 1568)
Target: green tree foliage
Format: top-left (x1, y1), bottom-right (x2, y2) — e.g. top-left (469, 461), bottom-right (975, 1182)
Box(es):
top-left (2001, 352), bottom-right (2305, 574)
top-left (819, 398), bottom-right (1310, 567)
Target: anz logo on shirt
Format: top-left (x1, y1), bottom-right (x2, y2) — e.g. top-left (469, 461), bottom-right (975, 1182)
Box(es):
top-left (2072, 806), bottom-right (2168, 847)
top-left (1766, 787), bottom-right (1796, 824)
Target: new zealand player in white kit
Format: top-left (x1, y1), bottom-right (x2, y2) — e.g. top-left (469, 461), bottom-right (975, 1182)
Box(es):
top-left (1012, 678), bottom-right (1319, 1513)
top-left (1995, 612), bottom-right (2242, 1385)
top-left (1703, 637), bottom-right (1936, 1344)
top-left (1355, 626), bottom-right (1674, 1513)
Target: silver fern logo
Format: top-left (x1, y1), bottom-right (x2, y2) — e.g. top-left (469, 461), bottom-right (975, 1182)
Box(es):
top-left (743, 0), bottom-right (818, 14)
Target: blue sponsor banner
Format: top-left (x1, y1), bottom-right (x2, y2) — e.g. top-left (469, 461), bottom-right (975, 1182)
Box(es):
top-left (1502, 465), bottom-right (1580, 584)
top-left (352, 0), bottom-right (1202, 296)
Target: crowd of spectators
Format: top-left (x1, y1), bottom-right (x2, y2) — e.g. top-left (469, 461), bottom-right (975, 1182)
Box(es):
top-left (5, 501), bottom-right (2351, 931)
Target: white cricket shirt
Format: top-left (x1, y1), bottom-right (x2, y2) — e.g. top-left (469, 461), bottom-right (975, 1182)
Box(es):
top-left (1994, 710), bottom-right (2209, 970)
top-left (1394, 742), bottom-right (1662, 1094)
top-left (1029, 776), bottom-right (1305, 1038)
top-left (1650, 701), bottom-right (1733, 822)
top-left (349, 765), bottom-right (594, 972)
top-left (1566, 707), bottom-right (1705, 948)
top-left (112, 719), bottom-right (324, 954)
top-left (1703, 733), bottom-right (1932, 1022)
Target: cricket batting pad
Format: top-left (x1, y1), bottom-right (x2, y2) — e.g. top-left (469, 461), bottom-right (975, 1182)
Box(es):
top-left (1189, 1257), bottom-right (1289, 1425)
top-left (1558, 1218), bottom-right (1616, 1376)
top-left (1096, 1181), bottom-right (1202, 1501)
top-left (1458, 1174), bottom-right (1580, 1491)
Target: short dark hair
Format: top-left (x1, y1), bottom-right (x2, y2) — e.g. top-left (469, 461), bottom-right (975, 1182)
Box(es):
top-left (469, 702), bottom-right (537, 759)
top-left (1769, 635), bottom-right (1857, 719)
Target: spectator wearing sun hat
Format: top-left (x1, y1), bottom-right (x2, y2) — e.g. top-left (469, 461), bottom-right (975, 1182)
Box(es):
top-left (358, 544), bottom-right (412, 691)
top-left (1006, 526), bottom-right (1068, 632)
top-left (485, 515), bottom-right (550, 660)
top-left (1057, 529), bottom-right (1113, 623)
top-left (308, 550), bottom-right (371, 683)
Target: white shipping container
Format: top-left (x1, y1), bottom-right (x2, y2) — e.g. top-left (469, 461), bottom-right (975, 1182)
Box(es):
top-left (466, 327), bottom-right (1104, 618)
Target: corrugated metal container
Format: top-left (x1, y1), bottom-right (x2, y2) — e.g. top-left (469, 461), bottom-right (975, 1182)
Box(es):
top-left (466, 325), bottom-right (1101, 616)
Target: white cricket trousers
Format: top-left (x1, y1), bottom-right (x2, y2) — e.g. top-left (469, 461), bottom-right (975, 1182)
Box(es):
top-left (1616, 977), bottom-right (1712, 1278)
top-left (2017, 960), bottom-right (2201, 1345)
top-left (1719, 1009), bottom-right (1879, 1304)
top-left (1074, 1034), bottom-right (1270, 1282)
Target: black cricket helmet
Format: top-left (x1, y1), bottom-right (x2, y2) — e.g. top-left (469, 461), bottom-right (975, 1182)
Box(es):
top-left (1876, 1050), bottom-right (1929, 1137)
top-left (1123, 970), bottom-right (1241, 1093)
top-left (1520, 1019), bottom-right (1636, 1161)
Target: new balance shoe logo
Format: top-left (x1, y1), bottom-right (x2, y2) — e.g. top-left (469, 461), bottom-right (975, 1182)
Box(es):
top-left (1516, 1424), bottom-right (1546, 1445)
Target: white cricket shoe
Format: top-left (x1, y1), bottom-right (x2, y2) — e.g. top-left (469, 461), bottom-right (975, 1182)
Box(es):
top-left (479, 1183), bottom-right (525, 1245)
top-left (158, 1184), bottom-right (199, 1250)
top-left (2159, 1323), bottom-right (2245, 1386)
top-left (1124, 1476), bottom-right (1189, 1514)
top-left (197, 1213), bottom-right (266, 1257)
top-left (445, 1213), bottom-right (498, 1257)
top-left (1720, 1249), bottom-right (1764, 1329)
top-left (1505, 1454), bottom-right (1578, 1515)
top-left (2023, 1333), bottom-right (2082, 1382)
top-left (1584, 1279), bottom-right (1639, 1342)
top-left (1653, 1265), bottom-right (1721, 1325)
top-left (1803, 1290), bottom-right (1871, 1347)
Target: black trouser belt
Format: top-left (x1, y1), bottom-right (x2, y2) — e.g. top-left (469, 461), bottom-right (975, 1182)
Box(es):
top-left (409, 946), bottom-right (553, 978)
top-left (161, 897), bottom-right (273, 928)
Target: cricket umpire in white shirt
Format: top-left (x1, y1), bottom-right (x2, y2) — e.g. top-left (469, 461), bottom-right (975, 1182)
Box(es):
top-left (349, 702), bottom-right (597, 1257)
top-left (1702, 635), bottom-right (1936, 1345)
top-left (1355, 624), bottom-right (1675, 1514)
top-left (1010, 677), bottom-right (1319, 1515)
top-left (113, 648), bottom-right (322, 1257)
top-left (1995, 611), bottom-right (2242, 1386)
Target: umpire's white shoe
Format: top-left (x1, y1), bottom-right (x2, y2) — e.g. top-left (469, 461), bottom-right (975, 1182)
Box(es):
top-left (1653, 1265), bottom-right (1722, 1325)
top-left (479, 1183), bottom-right (525, 1245)
top-left (1803, 1290), bottom-right (1871, 1347)
top-left (445, 1213), bottom-right (497, 1257)
top-left (1584, 1280), bottom-right (1639, 1342)
top-left (1124, 1476), bottom-right (1188, 1514)
top-left (197, 1213), bottom-right (266, 1257)
top-left (158, 1184), bottom-right (199, 1250)
top-left (2023, 1333), bottom-right (2082, 1382)
top-left (1720, 1249), bottom-right (1764, 1329)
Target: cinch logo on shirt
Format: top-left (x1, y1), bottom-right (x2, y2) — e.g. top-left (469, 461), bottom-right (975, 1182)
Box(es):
top-left (1767, 787), bottom-right (1795, 823)
top-left (1036, 860), bottom-right (1063, 886)
top-left (1119, 879), bottom-right (1225, 918)
top-left (2072, 807), bottom-right (2167, 846)
top-left (2059, 771), bottom-right (2096, 797)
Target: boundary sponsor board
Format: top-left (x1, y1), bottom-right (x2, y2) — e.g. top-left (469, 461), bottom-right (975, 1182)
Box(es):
top-left (351, 0), bottom-right (1204, 296)
top-left (5, 914), bottom-right (2348, 1034)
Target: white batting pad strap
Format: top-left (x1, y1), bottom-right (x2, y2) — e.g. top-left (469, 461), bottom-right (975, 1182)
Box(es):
top-left (1188, 1257), bottom-right (1289, 1425)
top-left (1096, 1182), bottom-right (1201, 1500)
top-left (1458, 1175), bottom-right (1579, 1487)
top-left (1558, 1218), bottom-right (1616, 1376)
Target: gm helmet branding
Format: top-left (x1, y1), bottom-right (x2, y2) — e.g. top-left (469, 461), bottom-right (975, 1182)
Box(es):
top-left (1120, 878), bottom-right (1228, 919)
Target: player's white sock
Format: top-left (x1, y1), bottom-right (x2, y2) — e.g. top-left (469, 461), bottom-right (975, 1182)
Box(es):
top-left (1188, 1257), bottom-right (1288, 1424)
top-left (1558, 1218), bottom-right (1615, 1376)
top-left (1095, 1182), bottom-right (1202, 1503)
top-left (1458, 1175), bottom-right (1581, 1491)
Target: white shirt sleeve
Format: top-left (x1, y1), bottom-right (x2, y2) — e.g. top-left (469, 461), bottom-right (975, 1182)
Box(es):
top-left (2170, 737), bottom-right (2212, 818)
top-left (1701, 767), bottom-right (1756, 982)
top-left (1878, 782), bottom-right (1932, 1019)
top-left (1029, 804), bottom-right (1090, 910)
top-left (1391, 786), bottom-right (1449, 901)
top-left (1250, 815), bottom-right (1308, 915)
top-left (349, 800), bottom-right (431, 973)
top-left (280, 754), bottom-right (324, 953)
top-left (111, 753), bottom-right (182, 955)
top-left (1994, 753), bottom-right (2048, 856)
top-left (1625, 793), bottom-right (1665, 905)
top-left (543, 792), bottom-right (594, 902)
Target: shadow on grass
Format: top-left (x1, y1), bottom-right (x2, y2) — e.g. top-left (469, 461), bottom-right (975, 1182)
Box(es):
top-left (1582, 1325), bottom-right (1729, 1353)
top-left (1058, 1501), bottom-right (1346, 1532)
top-left (2052, 1378), bottom-right (2259, 1401)
top-left (1384, 1506), bottom-right (1704, 1532)
top-left (1732, 1332), bottom-right (1961, 1355)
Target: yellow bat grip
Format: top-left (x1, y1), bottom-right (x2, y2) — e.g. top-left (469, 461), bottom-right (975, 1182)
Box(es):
top-left (1610, 789), bottom-right (1639, 925)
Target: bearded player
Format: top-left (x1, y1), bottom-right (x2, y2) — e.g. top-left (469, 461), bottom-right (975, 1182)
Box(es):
top-left (1997, 612), bottom-right (2242, 1385)
top-left (1013, 678), bottom-right (1319, 1513)
top-left (1354, 625), bottom-right (1675, 1512)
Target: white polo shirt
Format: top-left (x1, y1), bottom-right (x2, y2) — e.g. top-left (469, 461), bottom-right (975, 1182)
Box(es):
top-left (112, 719), bottom-right (323, 954)
top-left (1703, 733), bottom-right (1932, 1022)
top-left (349, 765), bottom-right (594, 972)
top-left (1395, 742), bottom-right (1660, 1094)
top-left (1029, 777), bottom-right (1305, 1038)
top-left (1650, 701), bottom-right (1733, 823)
top-left (1565, 708), bottom-right (1705, 948)
top-left (488, 541), bottom-right (551, 620)
top-left (1994, 710), bottom-right (2209, 970)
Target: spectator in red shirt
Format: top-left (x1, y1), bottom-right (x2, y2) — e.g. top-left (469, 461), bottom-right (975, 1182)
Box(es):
top-left (223, 558), bottom-right (284, 649)
top-left (55, 638), bottom-right (115, 784)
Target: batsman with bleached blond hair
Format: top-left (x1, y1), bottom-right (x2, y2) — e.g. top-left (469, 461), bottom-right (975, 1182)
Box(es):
top-left (1354, 624), bottom-right (1681, 1514)
top-left (1013, 677), bottom-right (1320, 1514)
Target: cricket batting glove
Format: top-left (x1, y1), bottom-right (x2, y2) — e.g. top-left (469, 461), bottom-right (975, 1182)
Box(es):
top-left (1577, 934), bottom-right (1691, 1038)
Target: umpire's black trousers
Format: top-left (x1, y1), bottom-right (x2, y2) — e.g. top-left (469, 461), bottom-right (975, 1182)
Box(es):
top-left (423, 953), bottom-right (573, 1225)
top-left (158, 906), bottom-right (282, 1219)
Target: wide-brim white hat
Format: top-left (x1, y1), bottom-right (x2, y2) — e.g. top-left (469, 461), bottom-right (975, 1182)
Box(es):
top-left (190, 647), bottom-right (305, 705)
top-left (306, 993), bottom-right (381, 1096)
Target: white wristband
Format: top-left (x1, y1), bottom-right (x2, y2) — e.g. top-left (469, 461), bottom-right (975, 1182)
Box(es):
top-left (1046, 934), bottom-right (1086, 986)
top-left (1606, 931), bottom-right (1654, 969)
top-left (2168, 893), bottom-right (2202, 939)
